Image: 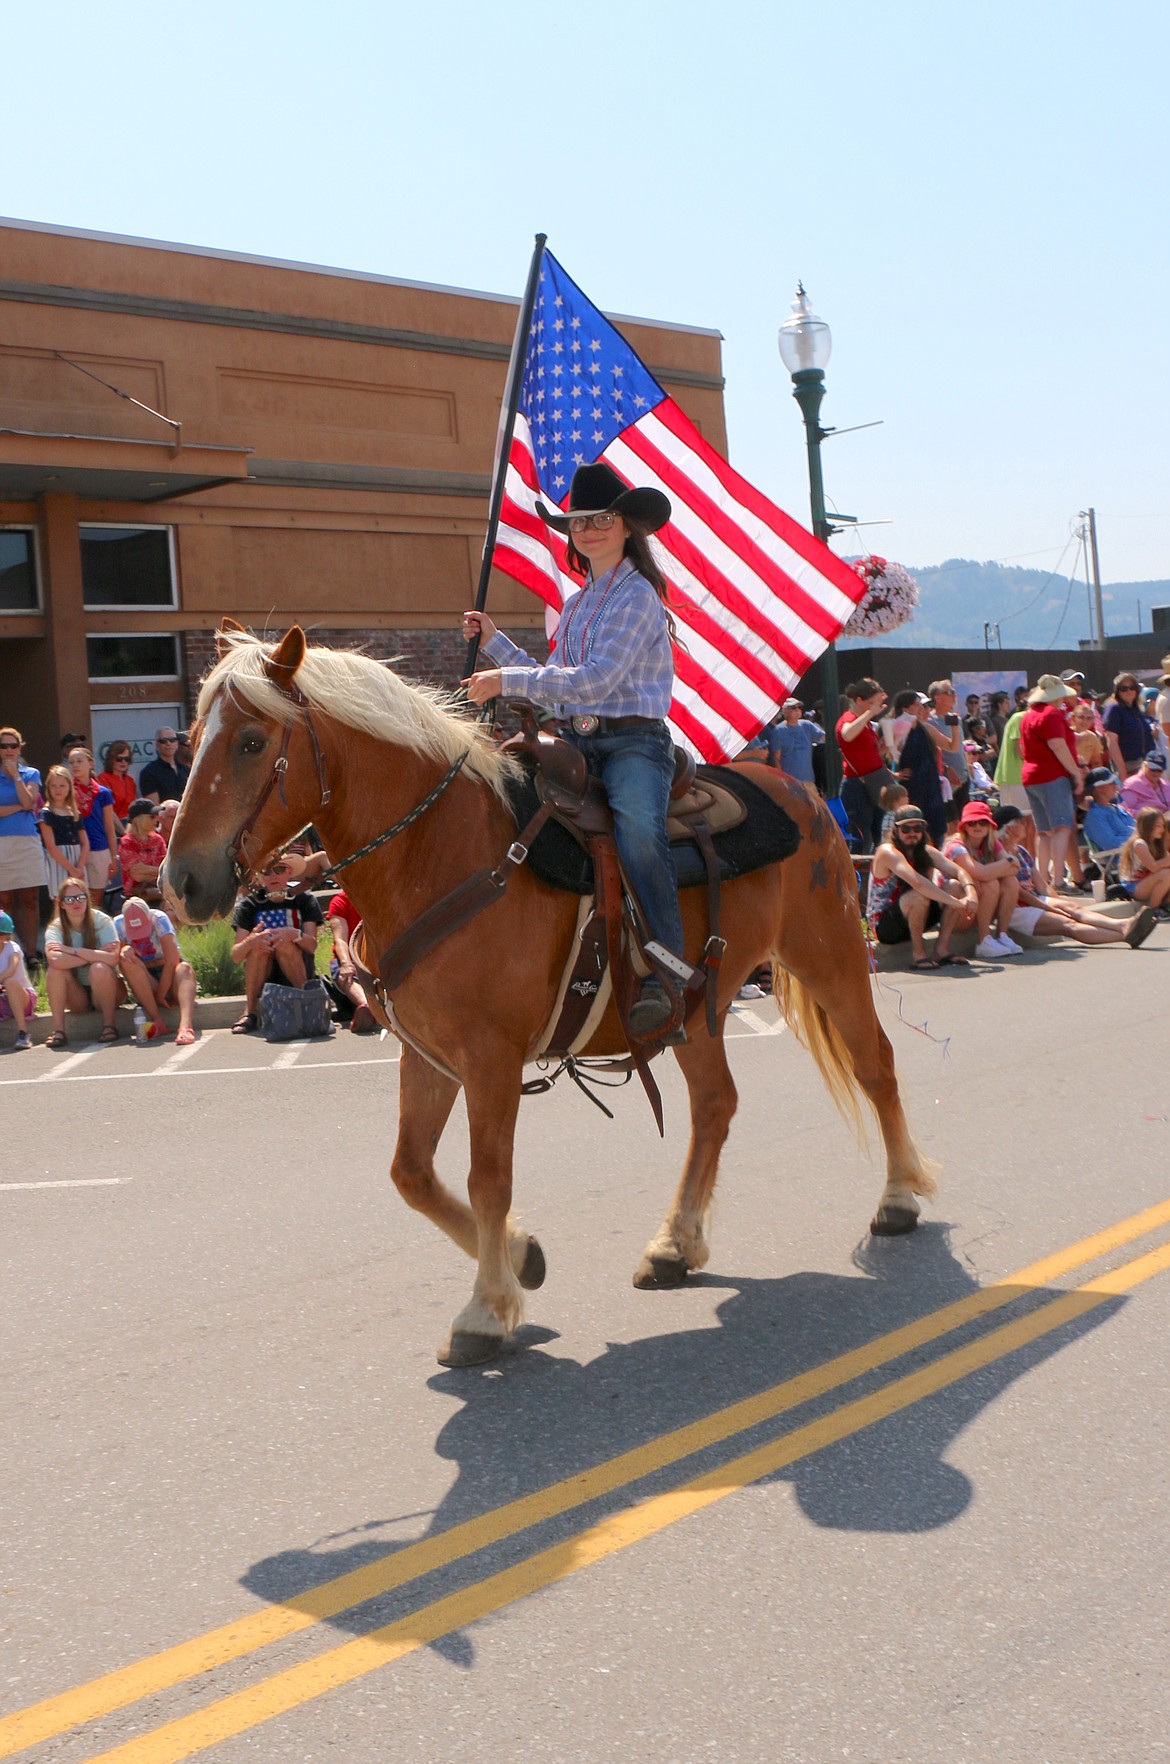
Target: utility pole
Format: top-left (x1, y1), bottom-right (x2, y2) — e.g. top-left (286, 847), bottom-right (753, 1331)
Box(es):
top-left (1080, 506), bottom-right (1106, 650)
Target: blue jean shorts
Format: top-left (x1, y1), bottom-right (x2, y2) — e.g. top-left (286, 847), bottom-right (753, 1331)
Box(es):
top-left (1025, 776), bottom-right (1075, 833)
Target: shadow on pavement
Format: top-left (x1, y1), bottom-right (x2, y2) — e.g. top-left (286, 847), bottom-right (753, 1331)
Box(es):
top-left (240, 1222), bottom-right (1120, 1665)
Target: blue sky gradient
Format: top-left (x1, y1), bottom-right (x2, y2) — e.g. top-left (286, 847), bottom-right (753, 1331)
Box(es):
top-left (5, 0), bottom-right (1167, 634)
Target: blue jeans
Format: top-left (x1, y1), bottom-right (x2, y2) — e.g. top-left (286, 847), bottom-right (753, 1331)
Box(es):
top-left (569, 724), bottom-right (686, 958)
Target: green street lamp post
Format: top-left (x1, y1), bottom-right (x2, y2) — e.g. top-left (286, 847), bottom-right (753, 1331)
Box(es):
top-left (778, 284), bottom-right (843, 798)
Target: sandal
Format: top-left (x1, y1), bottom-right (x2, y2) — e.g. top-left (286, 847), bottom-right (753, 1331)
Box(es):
top-left (231, 1012), bottom-right (259, 1035)
top-left (175, 1025), bottom-right (197, 1046)
top-left (46, 1029), bottom-right (68, 1050)
top-left (936, 953), bottom-right (970, 966)
top-left (99, 1025), bottom-right (120, 1043)
top-left (911, 956), bottom-right (940, 970)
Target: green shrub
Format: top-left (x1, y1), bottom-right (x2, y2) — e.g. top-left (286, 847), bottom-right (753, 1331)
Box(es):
top-left (179, 920), bottom-right (241, 997)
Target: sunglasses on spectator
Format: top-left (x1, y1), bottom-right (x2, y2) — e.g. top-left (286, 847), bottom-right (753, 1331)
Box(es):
top-left (0, 741), bottom-right (20, 749)
top-left (61, 893), bottom-right (88, 905)
top-left (157, 736), bottom-right (178, 744)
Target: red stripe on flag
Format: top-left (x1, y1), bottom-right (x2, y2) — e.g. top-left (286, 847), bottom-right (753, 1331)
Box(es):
top-left (668, 698), bottom-right (727, 764)
top-left (507, 437), bottom-right (542, 494)
top-left (650, 399), bottom-right (866, 603)
top-left (622, 422), bottom-right (846, 644)
top-left (658, 521), bottom-right (815, 680)
top-left (491, 543), bottom-right (564, 611)
top-left (671, 648), bottom-right (759, 742)
top-left (667, 585), bottom-right (788, 703)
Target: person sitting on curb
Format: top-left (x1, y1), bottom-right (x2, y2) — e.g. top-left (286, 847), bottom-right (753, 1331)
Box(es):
top-left (993, 806), bottom-right (1157, 949)
top-left (1082, 768), bottom-right (1137, 858)
top-left (0, 909), bottom-right (36, 1050)
top-left (43, 876), bottom-right (121, 1047)
top-left (325, 888), bottom-right (378, 1034)
top-left (115, 895), bottom-right (197, 1045)
top-left (866, 804), bottom-right (974, 970)
top-left (156, 799), bottom-right (181, 847)
top-left (118, 799), bottom-right (167, 906)
top-left (229, 857), bottom-right (323, 1034)
top-left (1120, 808), bottom-right (1170, 915)
top-left (943, 799), bottom-right (1024, 959)
top-left (1121, 751), bottom-right (1170, 817)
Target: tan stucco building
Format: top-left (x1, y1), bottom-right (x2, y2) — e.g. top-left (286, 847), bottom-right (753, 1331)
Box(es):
top-left (0, 218), bottom-right (726, 774)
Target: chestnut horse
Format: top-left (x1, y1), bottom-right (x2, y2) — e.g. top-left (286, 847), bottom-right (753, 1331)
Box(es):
top-left (165, 625), bottom-right (938, 1366)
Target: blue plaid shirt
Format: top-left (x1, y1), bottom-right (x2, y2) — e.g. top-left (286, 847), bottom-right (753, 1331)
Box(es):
top-left (483, 563), bottom-right (674, 720)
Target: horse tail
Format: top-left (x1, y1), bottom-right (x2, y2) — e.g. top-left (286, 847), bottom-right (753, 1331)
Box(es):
top-left (773, 967), bottom-right (867, 1143)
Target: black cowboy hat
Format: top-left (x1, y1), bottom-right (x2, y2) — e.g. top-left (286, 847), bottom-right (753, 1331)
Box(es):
top-left (536, 462), bottom-right (671, 535)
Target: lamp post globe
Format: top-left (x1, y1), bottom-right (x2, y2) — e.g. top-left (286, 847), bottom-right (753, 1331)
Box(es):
top-left (779, 283), bottom-right (842, 796)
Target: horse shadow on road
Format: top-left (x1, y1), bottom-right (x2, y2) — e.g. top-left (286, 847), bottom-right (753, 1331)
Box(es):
top-left (240, 1222), bottom-right (1121, 1666)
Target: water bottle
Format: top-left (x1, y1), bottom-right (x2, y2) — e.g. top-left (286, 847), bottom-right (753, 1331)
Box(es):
top-left (133, 1006), bottom-right (147, 1046)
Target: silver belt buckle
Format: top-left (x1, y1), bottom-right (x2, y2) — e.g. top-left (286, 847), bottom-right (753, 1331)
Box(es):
top-left (570, 714), bottom-right (600, 736)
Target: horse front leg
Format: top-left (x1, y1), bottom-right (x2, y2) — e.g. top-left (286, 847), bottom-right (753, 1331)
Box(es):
top-left (634, 1028), bottom-right (738, 1288)
top-left (438, 1054), bottom-right (531, 1368)
top-left (390, 1047), bottom-right (546, 1321)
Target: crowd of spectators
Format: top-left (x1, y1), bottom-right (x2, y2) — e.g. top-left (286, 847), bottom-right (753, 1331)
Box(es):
top-left (858, 660), bottom-right (1170, 966)
top-left (3, 657), bottom-right (1169, 1041)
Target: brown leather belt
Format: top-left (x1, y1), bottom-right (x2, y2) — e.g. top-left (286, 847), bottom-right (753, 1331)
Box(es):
top-left (567, 714), bottom-right (664, 736)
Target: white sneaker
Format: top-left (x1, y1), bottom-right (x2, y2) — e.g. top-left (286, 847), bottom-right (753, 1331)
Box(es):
top-left (975, 937), bottom-right (1003, 960)
top-left (736, 983), bottom-right (765, 1000)
top-left (996, 933), bottom-right (1024, 955)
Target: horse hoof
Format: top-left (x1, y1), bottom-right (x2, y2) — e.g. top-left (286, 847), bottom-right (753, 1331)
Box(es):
top-left (437, 1330), bottom-right (505, 1367)
top-left (632, 1253), bottom-right (688, 1289)
top-left (517, 1235), bottom-right (547, 1290)
top-left (870, 1205), bottom-right (919, 1237)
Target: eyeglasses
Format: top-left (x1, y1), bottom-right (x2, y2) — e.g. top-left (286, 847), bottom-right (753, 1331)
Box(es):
top-left (157, 737), bottom-right (178, 745)
top-left (1119, 685), bottom-right (1138, 693)
top-left (568, 512), bottom-right (617, 533)
top-left (0, 741), bottom-right (19, 750)
top-left (112, 754), bottom-right (131, 763)
top-left (61, 893), bottom-right (87, 905)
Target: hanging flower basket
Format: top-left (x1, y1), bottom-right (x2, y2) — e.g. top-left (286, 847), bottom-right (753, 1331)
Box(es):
top-left (842, 555), bottom-right (919, 638)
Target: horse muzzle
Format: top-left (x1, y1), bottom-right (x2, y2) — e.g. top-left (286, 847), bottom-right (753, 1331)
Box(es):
top-left (160, 847), bottom-right (239, 924)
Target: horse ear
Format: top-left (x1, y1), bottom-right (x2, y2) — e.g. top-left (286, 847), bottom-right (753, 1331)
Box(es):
top-left (216, 615), bottom-right (246, 659)
top-left (263, 626), bottom-right (307, 694)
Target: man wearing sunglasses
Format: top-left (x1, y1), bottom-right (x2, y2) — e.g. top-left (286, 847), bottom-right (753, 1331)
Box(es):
top-left (140, 728), bottom-right (191, 805)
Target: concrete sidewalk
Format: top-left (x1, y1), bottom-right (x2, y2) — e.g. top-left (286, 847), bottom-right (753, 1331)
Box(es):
top-left (1, 993), bottom-right (250, 1049)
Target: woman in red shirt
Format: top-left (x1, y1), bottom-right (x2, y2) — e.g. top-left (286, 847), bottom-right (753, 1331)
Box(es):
top-left (837, 677), bottom-right (894, 852)
top-left (1019, 674), bottom-right (1085, 893)
top-left (96, 741), bottom-right (139, 822)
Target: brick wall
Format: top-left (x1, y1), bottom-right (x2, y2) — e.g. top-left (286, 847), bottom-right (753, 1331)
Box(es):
top-left (180, 625), bottom-right (548, 726)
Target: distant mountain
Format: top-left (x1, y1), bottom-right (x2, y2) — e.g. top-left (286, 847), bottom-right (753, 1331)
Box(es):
top-left (838, 557), bottom-right (1170, 650)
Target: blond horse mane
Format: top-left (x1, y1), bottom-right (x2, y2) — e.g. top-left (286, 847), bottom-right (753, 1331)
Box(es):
top-left (196, 630), bottom-right (519, 803)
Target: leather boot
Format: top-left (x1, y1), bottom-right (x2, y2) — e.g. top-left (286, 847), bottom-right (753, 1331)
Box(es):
top-left (628, 975), bottom-right (673, 1037)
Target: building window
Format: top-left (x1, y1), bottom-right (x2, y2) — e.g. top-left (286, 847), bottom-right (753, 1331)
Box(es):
top-left (80, 525), bottom-right (176, 609)
top-left (86, 633), bottom-right (180, 680)
top-left (0, 529), bottom-right (38, 611)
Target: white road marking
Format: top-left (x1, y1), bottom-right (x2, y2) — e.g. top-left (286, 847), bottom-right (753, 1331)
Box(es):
top-left (152, 1038), bottom-right (205, 1076)
top-left (0, 1178), bottom-right (130, 1192)
top-left (0, 1053), bottom-right (402, 1088)
top-left (729, 1008), bottom-right (787, 1036)
top-left (270, 1038), bottom-right (312, 1069)
top-left (41, 1047), bottom-right (104, 1080)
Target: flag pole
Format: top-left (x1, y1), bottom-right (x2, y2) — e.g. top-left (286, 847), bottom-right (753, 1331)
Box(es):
top-left (463, 231), bottom-right (548, 680)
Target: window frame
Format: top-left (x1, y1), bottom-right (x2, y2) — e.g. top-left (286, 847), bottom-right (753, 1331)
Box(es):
top-left (85, 630), bottom-right (182, 684)
top-left (79, 521), bottom-right (178, 612)
top-left (0, 524), bottom-right (42, 614)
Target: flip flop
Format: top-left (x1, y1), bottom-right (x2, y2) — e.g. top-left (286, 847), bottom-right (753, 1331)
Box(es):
top-left (936, 953), bottom-right (970, 966)
top-left (175, 1026), bottom-right (197, 1046)
top-left (911, 956), bottom-right (940, 970)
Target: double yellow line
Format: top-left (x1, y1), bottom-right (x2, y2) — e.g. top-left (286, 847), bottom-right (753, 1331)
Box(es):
top-left (6, 1198), bottom-right (1170, 1764)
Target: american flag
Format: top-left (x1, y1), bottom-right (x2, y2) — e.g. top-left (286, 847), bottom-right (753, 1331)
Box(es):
top-left (490, 249), bottom-right (867, 762)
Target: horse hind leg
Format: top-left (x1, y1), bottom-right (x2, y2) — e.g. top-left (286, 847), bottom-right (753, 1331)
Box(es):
top-left (634, 1030), bottom-right (737, 1287)
top-left (391, 1048), bottom-right (546, 1290)
top-left (776, 965), bottom-right (939, 1237)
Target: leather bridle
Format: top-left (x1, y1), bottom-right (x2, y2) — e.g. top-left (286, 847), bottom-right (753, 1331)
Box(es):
top-left (226, 678), bottom-right (469, 884)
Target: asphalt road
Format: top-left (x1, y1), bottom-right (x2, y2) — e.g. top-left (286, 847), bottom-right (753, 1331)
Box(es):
top-left (3, 937), bottom-right (1169, 1764)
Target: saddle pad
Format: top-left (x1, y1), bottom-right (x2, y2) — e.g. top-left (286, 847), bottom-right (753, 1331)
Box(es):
top-left (505, 765), bottom-right (802, 896)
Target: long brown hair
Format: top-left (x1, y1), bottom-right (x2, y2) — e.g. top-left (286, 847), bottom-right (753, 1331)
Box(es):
top-left (566, 520), bottom-right (682, 644)
top-left (49, 877), bottom-right (96, 949)
top-left (1122, 807), bottom-right (1168, 877)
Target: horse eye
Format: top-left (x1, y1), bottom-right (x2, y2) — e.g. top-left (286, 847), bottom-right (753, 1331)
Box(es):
top-left (239, 731), bottom-right (267, 757)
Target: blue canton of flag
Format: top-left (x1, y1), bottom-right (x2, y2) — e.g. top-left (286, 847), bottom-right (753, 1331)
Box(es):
top-left (519, 256), bottom-right (665, 505)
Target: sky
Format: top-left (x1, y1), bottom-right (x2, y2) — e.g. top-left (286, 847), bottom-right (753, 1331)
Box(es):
top-left (6, 0), bottom-right (1169, 628)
